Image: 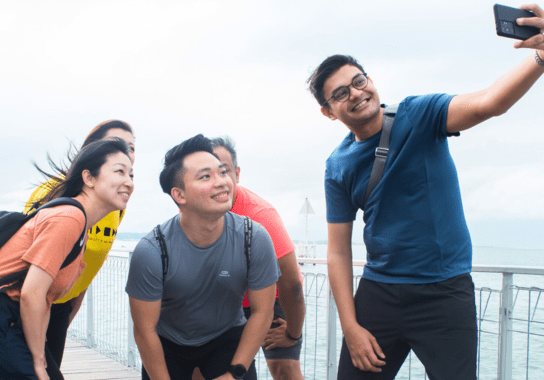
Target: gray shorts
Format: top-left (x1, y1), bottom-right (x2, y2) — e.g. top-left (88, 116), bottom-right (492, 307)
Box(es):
top-left (244, 298), bottom-right (302, 361)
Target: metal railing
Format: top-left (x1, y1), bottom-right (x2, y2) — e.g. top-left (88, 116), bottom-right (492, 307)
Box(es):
top-left (68, 254), bottom-right (133, 365)
top-left (68, 253), bottom-right (544, 380)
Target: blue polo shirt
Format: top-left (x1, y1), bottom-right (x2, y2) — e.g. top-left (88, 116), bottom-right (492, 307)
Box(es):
top-left (325, 93), bottom-right (472, 284)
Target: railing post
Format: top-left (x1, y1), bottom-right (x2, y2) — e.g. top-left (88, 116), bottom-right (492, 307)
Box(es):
top-left (127, 251), bottom-right (138, 367)
top-left (86, 282), bottom-right (95, 348)
top-left (498, 273), bottom-right (513, 380)
top-left (326, 286), bottom-right (337, 380)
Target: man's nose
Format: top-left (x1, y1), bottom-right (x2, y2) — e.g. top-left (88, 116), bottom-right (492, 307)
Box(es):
top-left (349, 85), bottom-right (364, 100)
top-left (215, 174), bottom-right (227, 187)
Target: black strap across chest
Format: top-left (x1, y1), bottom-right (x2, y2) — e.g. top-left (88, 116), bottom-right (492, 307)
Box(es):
top-left (362, 106), bottom-right (397, 210)
top-left (0, 197), bottom-right (87, 290)
top-left (154, 216), bottom-right (252, 285)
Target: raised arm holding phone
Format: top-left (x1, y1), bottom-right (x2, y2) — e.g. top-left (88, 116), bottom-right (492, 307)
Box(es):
top-left (307, 4), bottom-right (544, 380)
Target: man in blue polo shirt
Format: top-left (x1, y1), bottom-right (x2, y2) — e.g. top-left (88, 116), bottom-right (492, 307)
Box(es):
top-left (306, 5), bottom-right (544, 379)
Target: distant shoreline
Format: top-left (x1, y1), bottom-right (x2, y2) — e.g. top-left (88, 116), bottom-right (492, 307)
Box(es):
top-left (115, 233), bottom-right (543, 252)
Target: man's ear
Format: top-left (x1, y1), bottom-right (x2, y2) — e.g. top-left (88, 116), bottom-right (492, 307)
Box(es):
top-left (171, 187), bottom-right (186, 205)
top-left (235, 166), bottom-right (240, 184)
top-left (321, 106), bottom-right (337, 121)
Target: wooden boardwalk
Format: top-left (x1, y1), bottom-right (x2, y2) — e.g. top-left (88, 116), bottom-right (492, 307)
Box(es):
top-left (61, 338), bottom-right (140, 380)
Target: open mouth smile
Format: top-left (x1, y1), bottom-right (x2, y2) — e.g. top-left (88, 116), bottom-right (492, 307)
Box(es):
top-left (352, 98), bottom-right (369, 112)
top-left (119, 192), bottom-right (131, 201)
top-left (212, 191), bottom-right (229, 201)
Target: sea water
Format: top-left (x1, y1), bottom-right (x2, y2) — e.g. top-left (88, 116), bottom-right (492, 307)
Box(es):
top-left (96, 241), bottom-right (544, 379)
top-left (297, 244), bottom-right (544, 379)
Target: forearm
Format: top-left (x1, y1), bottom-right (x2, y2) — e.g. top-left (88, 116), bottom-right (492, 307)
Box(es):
top-left (68, 289), bottom-right (87, 325)
top-left (20, 294), bottom-right (48, 365)
top-left (277, 279), bottom-right (305, 338)
top-left (42, 308), bottom-right (50, 342)
top-left (134, 328), bottom-right (171, 380)
top-left (327, 250), bottom-right (358, 333)
top-left (483, 54), bottom-right (544, 116)
top-left (232, 310), bottom-right (273, 369)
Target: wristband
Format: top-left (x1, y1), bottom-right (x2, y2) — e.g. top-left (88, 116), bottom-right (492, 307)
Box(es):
top-left (535, 51), bottom-right (544, 67)
top-left (286, 330), bottom-right (302, 342)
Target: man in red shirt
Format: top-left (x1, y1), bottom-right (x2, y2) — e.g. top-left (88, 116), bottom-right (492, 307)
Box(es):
top-left (212, 136), bottom-right (306, 380)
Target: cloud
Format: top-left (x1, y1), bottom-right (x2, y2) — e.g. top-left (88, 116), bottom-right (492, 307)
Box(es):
top-left (462, 165), bottom-right (544, 220)
top-left (0, 0), bottom-right (542, 249)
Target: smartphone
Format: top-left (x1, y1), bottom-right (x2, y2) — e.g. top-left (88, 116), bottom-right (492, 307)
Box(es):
top-left (494, 4), bottom-right (541, 40)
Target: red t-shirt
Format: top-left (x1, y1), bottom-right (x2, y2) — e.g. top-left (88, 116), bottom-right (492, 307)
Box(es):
top-left (231, 186), bottom-right (301, 308)
top-left (0, 205), bottom-right (86, 308)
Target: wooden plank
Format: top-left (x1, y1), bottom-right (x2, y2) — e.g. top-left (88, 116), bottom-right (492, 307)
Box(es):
top-left (61, 338), bottom-right (140, 380)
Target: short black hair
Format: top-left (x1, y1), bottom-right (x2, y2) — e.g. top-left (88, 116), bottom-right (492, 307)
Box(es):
top-left (210, 136), bottom-right (238, 168)
top-left (159, 134), bottom-right (216, 197)
top-left (307, 55), bottom-right (366, 107)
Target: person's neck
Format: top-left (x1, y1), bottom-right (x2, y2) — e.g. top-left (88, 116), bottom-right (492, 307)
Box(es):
top-left (352, 107), bottom-right (385, 142)
top-left (73, 193), bottom-right (112, 231)
top-left (179, 211), bottom-right (225, 248)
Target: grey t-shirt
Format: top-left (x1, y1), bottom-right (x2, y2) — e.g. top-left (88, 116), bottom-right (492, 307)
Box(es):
top-left (125, 212), bottom-right (280, 346)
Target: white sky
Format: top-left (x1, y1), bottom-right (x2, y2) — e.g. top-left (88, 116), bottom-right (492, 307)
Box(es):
top-left (1, 0), bottom-right (543, 248)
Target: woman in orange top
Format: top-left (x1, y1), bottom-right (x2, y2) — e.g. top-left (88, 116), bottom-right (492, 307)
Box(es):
top-left (0, 137), bottom-right (134, 380)
top-left (25, 120), bottom-right (136, 374)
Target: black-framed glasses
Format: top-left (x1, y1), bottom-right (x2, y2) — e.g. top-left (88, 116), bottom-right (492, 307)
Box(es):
top-left (323, 73), bottom-right (368, 106)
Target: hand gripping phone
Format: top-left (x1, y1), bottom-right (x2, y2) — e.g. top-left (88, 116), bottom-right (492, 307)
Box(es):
top-left (494, 4), bottom-right (541, 40)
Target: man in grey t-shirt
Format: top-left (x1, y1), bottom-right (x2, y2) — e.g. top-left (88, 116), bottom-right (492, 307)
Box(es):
top-left (126, 134), bottom-right (280, 380)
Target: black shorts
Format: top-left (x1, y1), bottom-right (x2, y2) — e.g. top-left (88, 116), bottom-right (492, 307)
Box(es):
top-left (142, 324), bottom-right (256, 380)
top-left (337, 274), bottom-right (477, 380)
top-left (244, 298), bottom-right (302, 361)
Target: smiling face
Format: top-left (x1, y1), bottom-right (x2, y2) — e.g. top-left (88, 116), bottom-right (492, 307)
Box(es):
top-left (321, 64), bottom-right (381, 132)
top-left (212, 146), bottom-right (240, 202)
top-left (103, 128), bottom-right (136, 164)
top-left (88, 152), bottom-right (134, 212)
top-left (91, 151), bottom-right (134, 212)
top-left (176, 151), bottom-right (233, 217)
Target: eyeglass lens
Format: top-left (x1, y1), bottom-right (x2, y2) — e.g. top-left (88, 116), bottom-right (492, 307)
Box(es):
top-left (334, 74), bottom-right (367, 102)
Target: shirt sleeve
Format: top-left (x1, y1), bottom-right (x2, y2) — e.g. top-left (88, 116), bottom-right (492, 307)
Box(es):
top-left (22, 207), bottom-right (85, 279)
top-left (125, 237), bottom-right (164, 301)
top-left (405, 93), bottom-right (456, 140)
top-left (247, 222), bottom-right (281, 291)
top-left (325, 168), bottom-right (358, 223)
top-left (434, 93), bottom-right (457, 139)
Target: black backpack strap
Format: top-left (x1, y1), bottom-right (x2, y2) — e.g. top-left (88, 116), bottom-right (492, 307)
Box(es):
top-left (153, 225), bottom-right (169, 285)
top-left (39, 198), bottom-right (87, 269)
top-left (0, 197), bottom-right (86, 289)
top-left (0, 269), bottom-right (29, 290)
top-left (31, 197), bottom-right (85, 215)
top-left (0, 212), bottom-right (35, 247)
top-left (243, 217), bottom-right (252, 273)
top-left (363, 105), bottom-right (397, 210)
top-left (0, 199), bottom-right (81, 247)
top-left (28, 198), bottom-right (86, 269)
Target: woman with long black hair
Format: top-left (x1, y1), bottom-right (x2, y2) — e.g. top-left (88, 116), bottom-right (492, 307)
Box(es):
top-left (0, 137), bottom-right (134, 380)
top-left (24, 120), bottom-right (136, 376)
